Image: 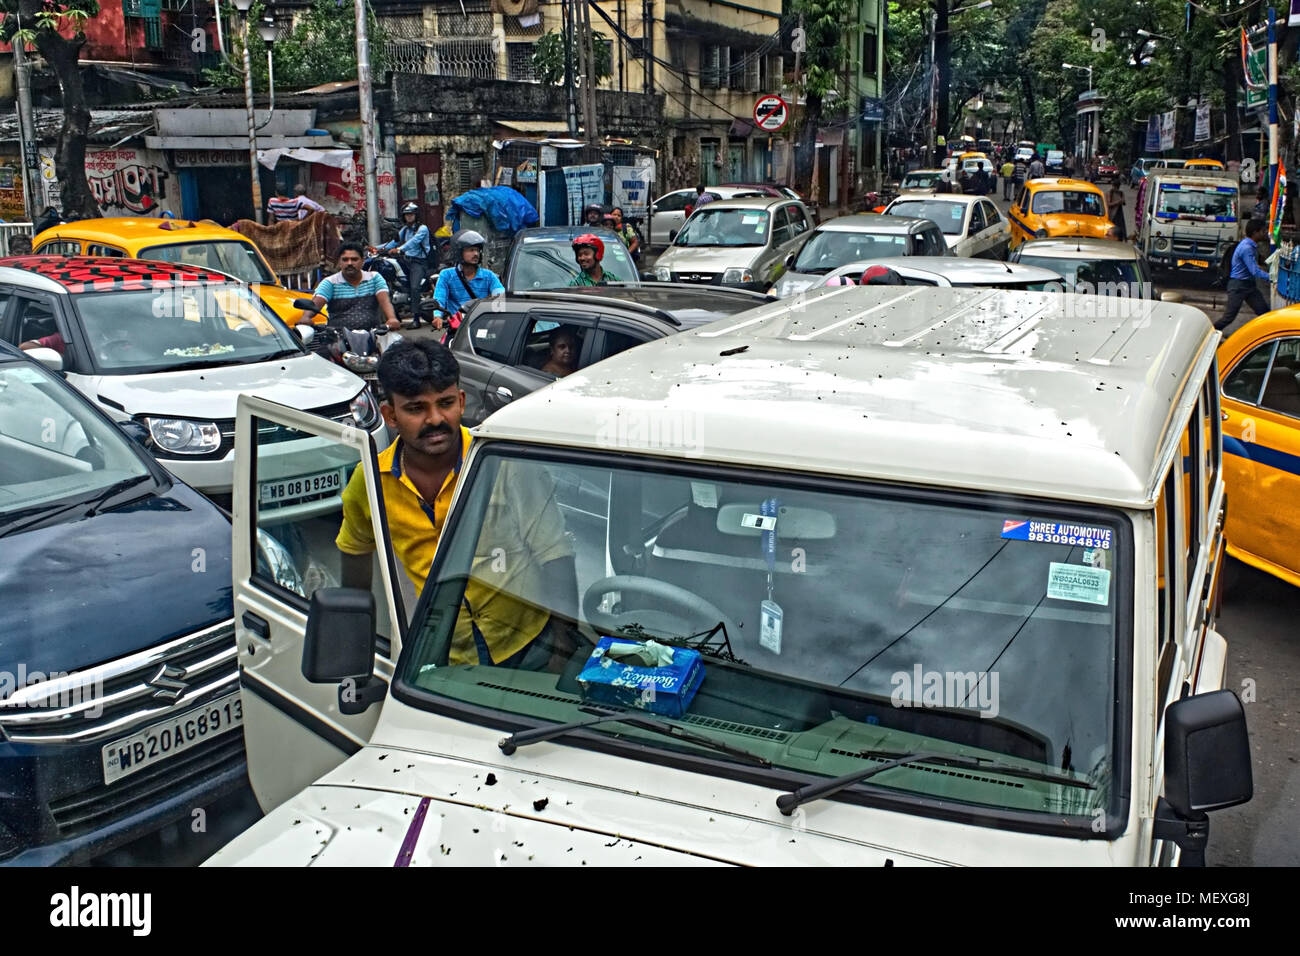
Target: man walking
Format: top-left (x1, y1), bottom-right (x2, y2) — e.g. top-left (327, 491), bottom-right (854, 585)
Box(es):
top-left (268, 185), bottom-right (324, 221)
top-left (1218, 219), bottom-right (1272, 332)
top-left (1028, 154), bottom-right (1045, 180)
top-left (1001, 158), bottom-right (1015, 200)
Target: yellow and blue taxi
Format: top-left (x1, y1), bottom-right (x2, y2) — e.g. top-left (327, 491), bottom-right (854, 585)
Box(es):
top-left (1219, 309), bottom-right (1300, 589)
top-left (33, 218), bottom-right (317, 325)
top-left (1007, 178), bottom-right (1116, 248)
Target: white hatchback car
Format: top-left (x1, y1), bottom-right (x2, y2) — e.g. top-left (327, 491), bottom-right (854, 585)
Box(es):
top-left (883, 194), bottom-right (1012, 259)
top-left (0, 257), bottom-right (386, 504)
top-left (648, 186), bottom-right (769, 246)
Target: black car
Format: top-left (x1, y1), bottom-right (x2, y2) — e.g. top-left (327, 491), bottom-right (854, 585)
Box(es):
top-left (503, 226), bottom-right (640, 292)
top-left (0, 341), bottom-right (245, 865)
top-left (451, 284), bottom-right (773, 425)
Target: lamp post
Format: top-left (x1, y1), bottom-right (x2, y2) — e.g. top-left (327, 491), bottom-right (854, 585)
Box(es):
top-left (230, 0), bottom-right (269, 224)
top-left (1061, 62), bottom-right (1093, 92)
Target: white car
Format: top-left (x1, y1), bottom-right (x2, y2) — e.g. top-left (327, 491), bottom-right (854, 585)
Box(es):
top-left (883, 194), bottom-right (1011, 259)
top-left (768, 215), bottom-right (949, 297)
top-left (648, 186), bottom-right (768, 246)
top-left (818, 257), bottom-right (1063, 290)
top-left (0, 257), bottom-right (386, 504)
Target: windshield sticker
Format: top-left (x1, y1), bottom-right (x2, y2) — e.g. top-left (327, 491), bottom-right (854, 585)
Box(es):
top-left (1047, 562), bottom-right (1111, 605)
top-left (1001, 519), bottom-right (1112, 549)
top-left (951, 207), bottom-right (963, 219)
top-left (741, 214), bottom-right (760, 224)
top-left (741, 512), bottom-right (777, 531)
top-left (691, 481), bottom-right (718, 509)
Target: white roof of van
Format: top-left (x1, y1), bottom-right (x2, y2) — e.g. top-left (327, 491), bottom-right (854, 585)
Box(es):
top-left (475, 286), bottom-right (1218, 508)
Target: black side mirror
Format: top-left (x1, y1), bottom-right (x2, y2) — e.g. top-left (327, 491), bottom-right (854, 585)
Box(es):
top-left (293, 297), bottom-right (322, 314)
top-left (303, 588), bottom-right (385, 714)
top-left (668, 229), bottom-right (679, 243)
top-left (1154, 689), bottom-right (1252, 865)
top-left (639, 271), bottom-right (659, 282)
top-left (116, 420), bottom-right (152, 447)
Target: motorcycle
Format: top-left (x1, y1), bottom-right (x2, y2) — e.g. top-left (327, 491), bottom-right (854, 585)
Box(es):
top-left (365, 251), bottom-right (441, 320)
top-left (292, 298), bottom-right (401, 403)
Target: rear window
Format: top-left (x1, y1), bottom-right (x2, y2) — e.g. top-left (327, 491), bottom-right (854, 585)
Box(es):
top-left (1031, 190), bottom-right (1105, 217)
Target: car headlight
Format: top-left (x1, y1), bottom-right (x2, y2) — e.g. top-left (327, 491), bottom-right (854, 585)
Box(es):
top-left (1034, 228), bottom-right (1050, 239)
top-left (145, 417), bottom-right (222, 455)
top-left (350, 389), bottom-right (380, 430)
top-left (655, 266), bottom-right (672, 282)
top-left (722, 267), bottom-right (754, 284)
top-left (342, 350), bottom-right (379, 374)
top-left (1155, 237), bottom-right (1170, 252)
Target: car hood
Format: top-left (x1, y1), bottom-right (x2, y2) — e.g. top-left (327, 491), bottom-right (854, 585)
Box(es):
top-left (1038, 215), bottom-right (1113, 239)
top-left (207, 745), bottom-right (949, 867)
top-left (90, 354), bottom-right (363, 420)
top-left (770, 271), bottom-right (828, 297)
top-left (253, 284), bottom-right (322, 325)
top-left (0, 481), bottom-right (232, 677)
top-left (657, 245), bottom-right (766, 271)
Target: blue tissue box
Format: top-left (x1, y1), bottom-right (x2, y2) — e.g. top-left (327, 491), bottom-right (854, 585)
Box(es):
top-left (576, 637), bottom-right (704, 718)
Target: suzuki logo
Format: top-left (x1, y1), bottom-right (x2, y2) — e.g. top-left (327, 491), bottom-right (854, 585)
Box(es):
top-left (147, 664), bottom-right (188, 701)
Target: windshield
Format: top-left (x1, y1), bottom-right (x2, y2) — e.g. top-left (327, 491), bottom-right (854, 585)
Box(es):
top-left (0, 361), bottom-right (152, 526)
top-left (141, 240), bottom-right (276, 284)
top-left (1031, 190), bottom-right (1105, 217)
top-left (72, 282), bottom-right (302, 374)
top-left (902, 172), bottom-right (944, 190)
top-left (1155, 186), bottom-right (1237, 221)
top-left (398, 450), bottom-right (1123, 825)
top-left (674, 208), bottom-right (771, 247)
top-left (888, 200), bottom-right (966, 235)
top-left (793, 230), bottom-right (910, 273)
top-left (510, 235), bottom-right (638, 290)
top-left (1014, 255), bottom-right (1142, 290)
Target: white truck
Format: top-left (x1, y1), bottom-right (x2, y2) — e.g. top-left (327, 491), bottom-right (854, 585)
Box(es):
top-left (1137, 170), bottom-right (1241, 277)
top-left (211, 285), bottom-right (1251, 866)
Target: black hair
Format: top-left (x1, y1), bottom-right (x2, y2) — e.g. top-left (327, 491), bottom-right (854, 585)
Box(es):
top-left (548, 325), bottom-right (579, 347)
top-left (1245, 218), bottom-right (1268, 238)
top-left (337, 240), bottom-right (366, 259)
top-left (378, 339), bottom-right (460, 399)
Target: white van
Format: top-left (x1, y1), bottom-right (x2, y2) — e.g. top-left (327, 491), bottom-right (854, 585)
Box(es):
top-left (212, 285), bottom-right (1251, 866)
top-left (1138, 170), bottom-right (1240, 276)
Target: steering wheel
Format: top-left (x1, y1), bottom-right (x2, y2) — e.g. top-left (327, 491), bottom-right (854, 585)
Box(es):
top-left (582, 575), bottom-right (740, 645)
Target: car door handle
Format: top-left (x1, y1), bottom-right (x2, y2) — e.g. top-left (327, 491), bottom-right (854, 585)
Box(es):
top-left (1221, 411), bottom-right (1229, 421)
top-left (242, 611), bottom-right (270, 640)
top-left (496, 386), bottom-right (513, 400)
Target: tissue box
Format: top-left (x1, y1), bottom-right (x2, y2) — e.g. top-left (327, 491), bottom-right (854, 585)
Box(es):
top-left (576, 638), bottom-right (704, 718)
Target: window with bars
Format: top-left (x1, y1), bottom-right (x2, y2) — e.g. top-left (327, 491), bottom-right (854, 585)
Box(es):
top-left (458, 155), bottom-right (485, 193)
top-left (437, 4), bottom-right (493, 37)
top-left (700, 44), bottom-right (721, 89)
top-left (507, 42), bottom-right (538, 81)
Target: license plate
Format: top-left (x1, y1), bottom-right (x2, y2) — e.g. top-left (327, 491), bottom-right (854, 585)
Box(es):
top-left (1177, 259), bottom-right (1210, 269)
top-left (101, 692), bottom-right (243, 785)
top-left (259, 468), bottom-right (342, 506)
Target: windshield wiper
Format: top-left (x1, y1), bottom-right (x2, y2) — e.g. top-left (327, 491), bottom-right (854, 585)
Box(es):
top-left (0, 476), bottom-right (151, 538)
top-left (82, 474), bottom-right (153, 516)
top-left (499, 705), bottom-right (771, 766)
top-left (160, 359), bottom-right (242, 372)
top-left (775, 748), bottom-right (1094, 816)
top-left (236, 349), bottom-right (300, 363)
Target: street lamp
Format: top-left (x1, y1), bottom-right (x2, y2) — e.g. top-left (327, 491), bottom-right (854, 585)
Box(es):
top-left (1061, 62), bottom-right (1093, 91)
top-left (229, 0), bottom-right (275, 224)
top-left (929, 0), bottom-right (993, 165)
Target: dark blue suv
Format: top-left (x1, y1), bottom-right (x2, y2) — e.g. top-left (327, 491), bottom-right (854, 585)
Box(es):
top-left (0, 341), bottom-right (243, 864)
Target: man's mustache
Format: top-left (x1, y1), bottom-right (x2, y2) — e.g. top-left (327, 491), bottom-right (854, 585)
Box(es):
top-left (419, 424), bottom-right (452, 439)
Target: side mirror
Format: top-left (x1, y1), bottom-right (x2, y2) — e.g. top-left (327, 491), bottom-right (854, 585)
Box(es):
top-left (1159, 291), bottom-right (1184, 304)
top-left (302, 588), bottom-right (385, 713)
top-left (784, 251), bottom-right (797, 269)
top-left (295, 323), bottom-right (316, 345)
top-left (116, 420), bottom-right (152, 447)
top-left (25, 347), bottom-right (63, 372)
top-left (668, 229), bottom-right (679, 243)
top-left (293, 297), bottom-right (322, 314)
top-left (639, 270), bottom-right (659, 282)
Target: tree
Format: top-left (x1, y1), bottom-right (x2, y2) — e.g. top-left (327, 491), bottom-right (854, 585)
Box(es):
top-left (531, 29), bottom-right (611, 86)
top-left (0, 0), bottom-right (101, 218)
top-left (792, 0), bottom-right (854, 192)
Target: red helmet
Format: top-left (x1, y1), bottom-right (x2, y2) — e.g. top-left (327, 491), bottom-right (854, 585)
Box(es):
top-left (572, 233), bottom-right (605, 261)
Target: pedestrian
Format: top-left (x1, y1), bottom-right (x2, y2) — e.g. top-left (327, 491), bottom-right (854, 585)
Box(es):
top-left (1028, 155), bottom-right (1045, 180)
top-left (1000, 158), bottom-right (1015, 200)
top-left (8, 235), bottom-right (33, 256)
top-left (1252, 187), bottom-right (1269, 221)
top-left (690, 184), bottom-right (715, 213)
top-left (1013, 156), bottom-right (1028, 198)
top-left (1107, 182), bottom-right (1127, 241)
top-left (1217, 218), bottom-right (1272, 332)
top-left (34, 205), bottom-right (61, 234)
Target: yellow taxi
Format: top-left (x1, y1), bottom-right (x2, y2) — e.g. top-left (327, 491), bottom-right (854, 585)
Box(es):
top-left (1007, 178), bottom-right (1117, 248)
top-left (1186, 158), bottom-right (1226, 170)
top-left (32, 218), bottom-right (319, 325)
top-left (1218, 309), bottom-right (1300, 589)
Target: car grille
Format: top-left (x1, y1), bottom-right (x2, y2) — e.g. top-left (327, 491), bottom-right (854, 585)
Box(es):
top-left (1170, 238), bottom-right (1218, 256)
top-left (671, 272), bottom-right (720, 284)
top-left (0, 620), bottom-right (237, 745)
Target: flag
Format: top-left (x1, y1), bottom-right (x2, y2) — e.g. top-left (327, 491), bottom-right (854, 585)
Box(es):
top-left (1271, 159), bottom-right (1287, 245)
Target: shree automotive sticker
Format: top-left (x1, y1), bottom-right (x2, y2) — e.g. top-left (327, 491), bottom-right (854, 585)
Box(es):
top-left (999, 519), bottom-right (1113, 549)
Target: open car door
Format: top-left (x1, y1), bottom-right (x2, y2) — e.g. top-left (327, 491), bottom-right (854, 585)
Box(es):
top-left (232, 394), bottom-right (405, 812)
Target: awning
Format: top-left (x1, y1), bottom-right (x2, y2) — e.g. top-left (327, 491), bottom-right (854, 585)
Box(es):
top-left (495, 119), bottom-right (572, 134)
top-left (258, 147), bottom-right (355, 170)
top-left (145, 135), bottom-right (339, 150)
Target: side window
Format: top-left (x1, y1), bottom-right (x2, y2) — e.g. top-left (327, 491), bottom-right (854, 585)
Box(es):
top-left (13, 297), bottom-right (61, 348)
top-left (517, 315), bottom-right (591, 376)
top-left (36, 239), bottom-right (81, 256)
top-left (1155, 469), bottom-right (1178, 709)
top-left (1016, 187), bottom-right (1029, 213)
top-left (969, 204), bottom-right (986, 234)
top-left (596, 328), bottom-right (652, 362)
top-left (655, 192), bottom-right (689, 212)
top-left (924, 228), bottom-right (946, 256)
top-left (1181, 405), bottom-right (1203, 596)
top-left (467, 310), bottom-right (524, 364)
top-left (1221, 340), bottom-right (1277, 405)
top-left (985, 203), bottom-right (1002, 224)
top-left (85, 244), bottom-right (126, 257)
top-left (1202, 369), bottom-right (1220, 528)
top-left (787, 205), bottom-right (809, 235)
top-left (772, 207), bottom-right (792, 244)
top-left (1259, 337), bottom-right (1300, 418)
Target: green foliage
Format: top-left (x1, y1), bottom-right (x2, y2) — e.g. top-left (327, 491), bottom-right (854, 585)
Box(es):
top-left (531, 29), bottom-right (612, 86)
top-left (794, 0), bottom-right (855, 96)
top-left (0, 0), bottom-right (100, 42)
top-left (203, 0), bottom-right (389, 91)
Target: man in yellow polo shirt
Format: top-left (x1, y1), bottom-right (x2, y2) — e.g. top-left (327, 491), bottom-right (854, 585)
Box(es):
top-left (336, 339), bottom-right (576, 670)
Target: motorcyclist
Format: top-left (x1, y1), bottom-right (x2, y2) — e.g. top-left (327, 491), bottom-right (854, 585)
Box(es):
top-left (371, 202), bottom-right (432, 329)
top-left (568, 233), bottom-right (620, 286)
top-left (431, 229), bottom-right (505, 339)
top-left (582, 203), bottom-right (605, 227)
top-left (303, 241), bottom-right (401, 331)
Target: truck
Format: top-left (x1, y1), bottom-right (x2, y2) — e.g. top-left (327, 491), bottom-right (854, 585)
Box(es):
top-left (1137, 169), bottom-right (1240, 277)
top-left (210, 285), bottom-right (1251, 867)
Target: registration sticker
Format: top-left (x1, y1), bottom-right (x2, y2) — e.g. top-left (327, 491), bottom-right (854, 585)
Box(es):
top-left (1001, 519), bottom-right (1112, 549)
top-left (1047, 562), bottom-right (1111, 605)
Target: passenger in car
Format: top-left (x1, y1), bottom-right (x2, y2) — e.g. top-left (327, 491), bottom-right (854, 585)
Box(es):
top-left (540, 326), bottom-right (580, 377)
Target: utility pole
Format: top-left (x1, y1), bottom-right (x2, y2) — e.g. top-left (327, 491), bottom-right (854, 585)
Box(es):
top-left (239, 15), bottom-right (265, 224)
top-left (12, 33), bottom-right (40, 221)
top-left (583, 0), bottom-right (599, 142)
top-left (562, 0), bottom-right (578, 136)
top-left (1267, 6), bottom-right (1279, 209)
top-left (355, 0), bottom-right (382, 246)
top-left (793, 13), bottom-right (804, 189)
top-left (927, 11), bottom-right (937, 166)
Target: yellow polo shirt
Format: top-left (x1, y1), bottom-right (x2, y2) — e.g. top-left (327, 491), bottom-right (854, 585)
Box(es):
top-left (335, 428), bottom-right (472, 593)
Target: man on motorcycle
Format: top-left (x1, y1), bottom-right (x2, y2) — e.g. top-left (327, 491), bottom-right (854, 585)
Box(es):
top-left (568, 234), bottom-right (620, 286)
top-left (372, 202), bottom-right (433, 329)
top-left (582, 203), bottom-right (605, 227)
top-left (431, 229), bottom-right (505, 338)
top-left (303, 241), bottom-right (401, 331)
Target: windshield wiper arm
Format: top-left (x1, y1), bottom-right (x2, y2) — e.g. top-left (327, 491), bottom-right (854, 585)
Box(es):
top-left (776, 749), bottom-right (1094, 816)
top-left (82, 475), bottom-right (153, 516)
top-left (499, 705), bottom-right (770, 766)
top-left (0, 476), bottom-right (151, 537)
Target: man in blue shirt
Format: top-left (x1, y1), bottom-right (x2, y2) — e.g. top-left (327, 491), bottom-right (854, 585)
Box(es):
top-left (431, 230), bottom-right (505, 340)
top-left (373, 203), bottom-right (432, 328)
top-left (1218, 218), bottom-right (1271, 331)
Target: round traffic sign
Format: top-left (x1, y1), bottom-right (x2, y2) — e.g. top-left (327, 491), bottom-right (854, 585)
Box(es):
top-left (753, 95), bottom-right (789, 132)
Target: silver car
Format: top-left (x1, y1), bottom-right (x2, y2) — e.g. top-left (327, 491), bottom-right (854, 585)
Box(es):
top-left (768, 215), bottom-right (949, 297)
top-left (1010, 237), bottom-right (1182, 301)
top-left (816, 257), bottom-right (1064, 290)
top-left (653, 197), bottom-right (815, 290)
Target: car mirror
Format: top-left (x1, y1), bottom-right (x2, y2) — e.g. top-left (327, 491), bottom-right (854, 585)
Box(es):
top-left (715, 503), bottom-right (837, 540)
top-left (639, 271), bottom-right (660, 282)
top-left (295, 323), bottom-right (316, 345)
top-left (784, 251), bottom-right (797, 268)
top-left (293, 297), bottom-right (323, 314)
top-left (1160, 291), bottom-right (1184, 304)
top-left (668, 230), bottom-right (679, 243)
top-left (1163, 689), bottom-right (1253, 817)
top-left (25, 347), bottom-right (63, 372)
top-left (116, 420), bottom-right (151, 446)
top-left (302, 588), bottom-right (375, 684)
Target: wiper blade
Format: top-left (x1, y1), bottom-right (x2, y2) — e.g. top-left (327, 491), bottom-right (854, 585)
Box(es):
top-left (776, 748), bottom-right (1094, 816)
top-left (83, 475), bottom-right (153, 516)
top-left (499, 705), bottom-right (771, 766)
top-left (161, 359), bottom-right (241, 372)
top-left (0, 476), bottom-right (150, 537)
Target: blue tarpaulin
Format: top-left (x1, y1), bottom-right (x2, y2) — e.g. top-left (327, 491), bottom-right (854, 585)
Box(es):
top-left (448, 186), bottom-right (539, 234)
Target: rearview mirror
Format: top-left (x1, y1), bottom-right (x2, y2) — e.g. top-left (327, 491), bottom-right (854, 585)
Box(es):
top-left (1163, 689), bottom-right (1252, 818)
top-left (784, 251), bottom-right (797, 268)
top-left (716, 502), bottom-right (837, 540)
top-left (116, 420), bottom-right (152, 446)
top-left (668, 229), bottom-right (679, 243)
top-left (639, 271), bottom-right (659, 282)
top-left (24, 347), bottom-right (63, 372)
